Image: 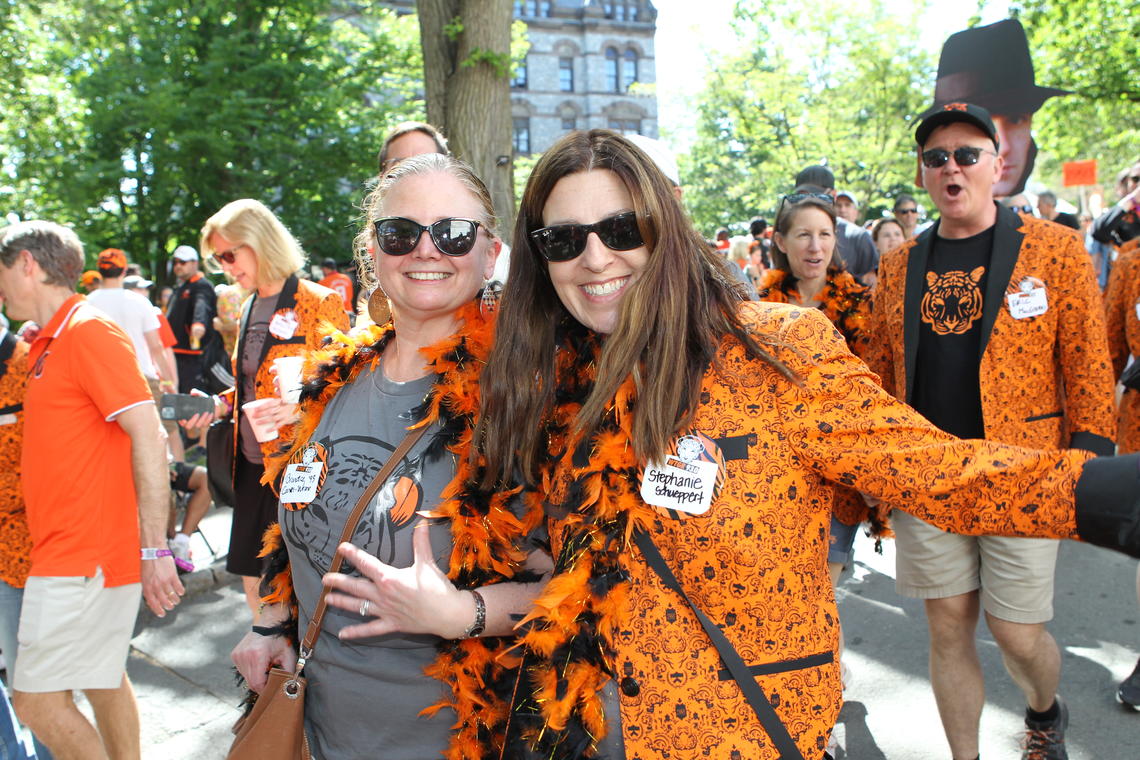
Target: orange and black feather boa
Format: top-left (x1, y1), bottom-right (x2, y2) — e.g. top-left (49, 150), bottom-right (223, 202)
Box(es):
top-left (454, 324), bottom-right (658, 760)
top-left (254, 302), bottom-right (541, 754)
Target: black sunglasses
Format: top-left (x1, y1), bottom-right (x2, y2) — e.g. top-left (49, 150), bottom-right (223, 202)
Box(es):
top-left (921, 146), bottom-right (995, 169)
top-left (373, 217), bottom-right (483, 257)
top-left (529, 211), bottom-right (644, 262)
top-left (1010, 204), bottom-right (1034, 214)
top-left (782, 192), bottom-right (833, 205)
top-left (896, 207), bottom-right (918, 215)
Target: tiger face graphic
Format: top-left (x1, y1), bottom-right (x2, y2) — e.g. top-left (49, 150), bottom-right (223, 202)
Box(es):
top-left (921, 266), bottom-right (985, 335)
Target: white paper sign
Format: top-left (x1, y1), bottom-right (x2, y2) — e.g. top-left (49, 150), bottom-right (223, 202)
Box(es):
top-left (279, 462), bottom-right (323, 505)
top-left (269, 310), bottom-right (299, 340)
top-left (640, 456), bottom-right (718, 515)
top-left (1007, 287), bottom-right (1047, 320)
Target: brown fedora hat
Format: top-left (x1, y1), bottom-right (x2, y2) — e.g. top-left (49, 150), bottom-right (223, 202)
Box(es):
top-left (919, 18), bottom-right (1069, 119)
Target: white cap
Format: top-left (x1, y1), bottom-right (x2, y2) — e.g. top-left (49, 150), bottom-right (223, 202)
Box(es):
top-left (172, 245), bottom-right (199, 262)
top-left (835, 190), bottom-right (859, 207)
top-left (625, 134), bottom-right (681, 188)
top-left (123, 275), bottom-right (154, 290)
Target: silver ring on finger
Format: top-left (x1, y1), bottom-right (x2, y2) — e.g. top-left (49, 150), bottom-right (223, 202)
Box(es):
top-left (359, 599), bottom-right (371, 617)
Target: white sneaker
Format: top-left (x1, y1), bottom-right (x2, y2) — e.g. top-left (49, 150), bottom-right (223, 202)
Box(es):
top-left (169, 533), bottom-right (194, 573)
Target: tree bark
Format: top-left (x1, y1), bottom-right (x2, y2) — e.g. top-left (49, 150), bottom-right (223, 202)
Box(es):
top-left (416, 0), bottom-right (516, 243)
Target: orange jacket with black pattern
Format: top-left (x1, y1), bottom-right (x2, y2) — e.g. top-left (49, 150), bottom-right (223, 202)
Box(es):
top-left (755, 267), bottom-right (875, 529)
top-left (506, 302), bottom-right (1101, 760)
top-left (1103, 241), bottom-right (1140, 452)
top-left (865, 206), bottom-right (1116, 456)
top-left (231, 276), bottom-right (349, 461)
top-left (0, 332), bottom-right (31, 588)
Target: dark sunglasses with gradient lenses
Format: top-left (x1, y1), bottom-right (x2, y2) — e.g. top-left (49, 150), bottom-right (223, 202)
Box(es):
top-left (529, 211), bottom-right (644, 263)
top-left (373, 217), bottom-right (483, 257)
top-left (211, 244), bottom-right (245, 266)
top-left (782, 192), bottom-right (833, 205)
top-left (921, 146), bottom-right (995, 169)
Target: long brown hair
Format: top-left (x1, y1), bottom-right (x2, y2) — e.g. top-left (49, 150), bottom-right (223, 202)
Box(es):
top-left (476, 129), bottom-right (793, 487)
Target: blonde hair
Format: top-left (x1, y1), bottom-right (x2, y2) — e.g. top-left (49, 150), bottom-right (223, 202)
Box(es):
top-left (200, 199), bottom-right (305, 285)
top-left (353, 153), bottom-right (497, 293)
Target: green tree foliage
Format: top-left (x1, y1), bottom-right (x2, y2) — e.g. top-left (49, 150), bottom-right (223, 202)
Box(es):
top-left (682, 0), bottom-right (936, 234)
top-left (1011, 0), bottom-right (1139, 198)
top-left (1, 0), bottom-right (423, 280)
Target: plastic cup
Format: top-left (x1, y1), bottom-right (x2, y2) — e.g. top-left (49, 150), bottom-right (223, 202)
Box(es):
top-left (242, 398), bottom-right (280, 443)
top-left (273, 356), bottom-right (306, 404)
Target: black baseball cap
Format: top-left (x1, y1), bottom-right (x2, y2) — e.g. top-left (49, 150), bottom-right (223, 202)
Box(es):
top-left (915, 102), bottom-right (999, 149)
top-left (794, 165), bottom-right (835, 190)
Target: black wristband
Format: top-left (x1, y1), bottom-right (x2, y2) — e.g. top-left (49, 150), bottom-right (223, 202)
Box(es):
top-left (252, 624), bottom-right (287, 637)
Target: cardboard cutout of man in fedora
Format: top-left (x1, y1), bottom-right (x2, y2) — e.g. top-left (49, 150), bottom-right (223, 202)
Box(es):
top-left (919, 18), bottom-right (1069, 197)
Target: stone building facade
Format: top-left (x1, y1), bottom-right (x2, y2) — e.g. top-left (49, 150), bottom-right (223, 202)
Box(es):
top-left (384, 0), bottom-right (658, 155)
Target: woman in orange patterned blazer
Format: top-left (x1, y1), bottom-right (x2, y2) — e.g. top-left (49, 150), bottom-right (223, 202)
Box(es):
top-left (1106, 240), bottom-right (1140, 452)
top-left (432, 130), bottom-right (1140, 760)
top-left (198, 199), bottom-right (349, 614)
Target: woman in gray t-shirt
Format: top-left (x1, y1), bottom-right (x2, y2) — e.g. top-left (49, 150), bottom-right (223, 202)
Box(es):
top-left (231, 154), bottom-right (550, 759)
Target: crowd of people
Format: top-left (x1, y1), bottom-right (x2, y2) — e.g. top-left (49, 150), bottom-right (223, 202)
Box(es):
top-left (0, 100), bottom-right (1139, 760)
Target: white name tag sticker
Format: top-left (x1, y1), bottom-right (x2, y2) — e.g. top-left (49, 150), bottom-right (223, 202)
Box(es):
top-left (1007, 287), bottom-right (1047, 320)
top-left (280, 443), bottom-right (326, 509)
top-left (280, 463), bottom-right (323, 505)
top-left (0, 414), bottom-right (16, 426)
top-left (1134, 302), bottom-right (1140, 321)
top-left (640, 456), bottom-right (719, 515)
top-left (269, 309), bottom-right (299, 340)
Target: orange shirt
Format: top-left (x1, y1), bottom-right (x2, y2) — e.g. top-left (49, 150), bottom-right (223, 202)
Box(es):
top-left (319, 272), bottom-right (354, 312)
top-left (156, 311), bottom-right (177, 349)
top-left (23, 294), bottom-right (154, 586)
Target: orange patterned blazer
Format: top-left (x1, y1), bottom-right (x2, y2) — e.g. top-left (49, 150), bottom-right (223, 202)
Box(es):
top-left (866, 206), bottom-right (1115, 455)
top-left (550, 303), bottom-right (1093, 760)
top-left (0, 332), bottom-right (31, 588)
top-left (1103, 241), bottom-right (1140, 452)
top-left (231, 275), bottom-right (349, 461)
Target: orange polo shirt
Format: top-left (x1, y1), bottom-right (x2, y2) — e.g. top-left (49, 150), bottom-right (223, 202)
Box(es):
top-left (23, 294), bottom-right (154, 586)
top-left (319, 271), bottom-right (354, 312)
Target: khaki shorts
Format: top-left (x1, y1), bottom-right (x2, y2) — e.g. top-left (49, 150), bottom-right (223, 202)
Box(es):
top-left (14, 569), bottom-right (141, 692)
top-left (892, 510), bottom-right (1059, 624)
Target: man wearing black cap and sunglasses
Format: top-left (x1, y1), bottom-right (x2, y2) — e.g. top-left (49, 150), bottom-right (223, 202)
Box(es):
top-left (867, 103), bottom-right (1115, 760)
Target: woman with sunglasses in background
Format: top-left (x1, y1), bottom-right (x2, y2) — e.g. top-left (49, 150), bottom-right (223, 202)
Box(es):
top-left (429, 130), bottom-right (1140, 760)
top-left (231, 154), bottom-right (550, 759)
top-left (198, 199), bottom-right (349, 616)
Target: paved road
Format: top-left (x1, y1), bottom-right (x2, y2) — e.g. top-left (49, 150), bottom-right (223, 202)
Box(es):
top-left (121, 512), bottom-right (1139, 759)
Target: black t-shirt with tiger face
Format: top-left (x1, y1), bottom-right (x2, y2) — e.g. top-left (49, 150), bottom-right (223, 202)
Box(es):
top-left (912, 225), bottom-right (996, 439)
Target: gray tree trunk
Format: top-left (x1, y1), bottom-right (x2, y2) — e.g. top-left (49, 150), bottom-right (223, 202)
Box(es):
top-left (416, 0), bottom-right (516, 243)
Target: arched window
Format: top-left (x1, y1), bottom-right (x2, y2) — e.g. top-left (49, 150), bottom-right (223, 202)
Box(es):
top-left (622, 49), bottom-right (638, 92)
top-left (605, 47), bottom-right (619, 93)
top-left (615, 3), bottom-right (625, 20)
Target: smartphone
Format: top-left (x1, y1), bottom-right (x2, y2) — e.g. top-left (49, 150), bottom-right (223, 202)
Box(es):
top-left (159, 393), bottom-right (215, 421)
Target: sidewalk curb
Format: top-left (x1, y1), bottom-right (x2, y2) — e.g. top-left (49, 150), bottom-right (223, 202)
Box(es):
top-left (182, 558), bottom-right (238, 597)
